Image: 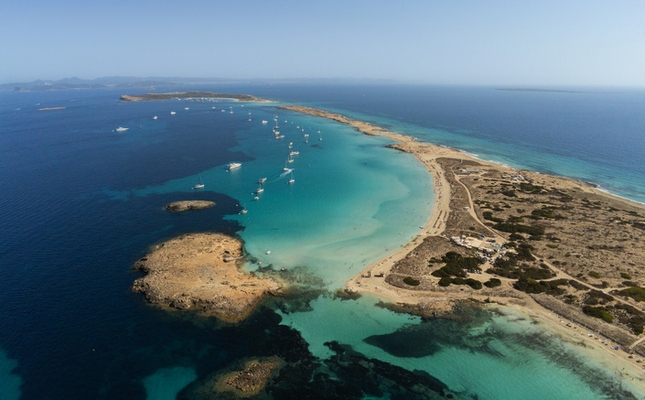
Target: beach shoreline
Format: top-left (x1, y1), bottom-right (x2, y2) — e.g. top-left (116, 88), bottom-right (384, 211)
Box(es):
top-left (280, 104), bottom-right (645, 391)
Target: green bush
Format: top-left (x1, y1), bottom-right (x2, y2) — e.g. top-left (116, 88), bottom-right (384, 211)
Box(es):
top-left (588, 271), bottom-right (601, 279)
top-left (466, 278), bottom-right (482, 290)
top-left (618, 286), bottom-right (645, 302)
top-left (568, 280), bottom-right (587, 290)
top-left (620, 272), bottom-right (632, 280)
top-left (431, 252), bottom-right (482, 278)
top-left (513, 277), bottom-right (545, 294)
top-left (582, 306), bottom-right (614, 323)
top-left (493, 223), bottom-right (545, 236)
top-left (509, 233), bottom-right (525, 241)
top-left (513, 277), bottom-right (566, 295)
top-left (483, 211), bottom-right (503, 223)
top-left (438, 276), bottom-right (452, 287)
top-left (403, 276), bottom-right (420, 286)
top-left (519, 183), bottom-right (544, 193)
top-left (484, 278), bottom-right (502, 288)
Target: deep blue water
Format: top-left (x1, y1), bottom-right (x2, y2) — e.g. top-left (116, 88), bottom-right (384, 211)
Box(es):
top-left (1, 85), bottom-right (644, 399)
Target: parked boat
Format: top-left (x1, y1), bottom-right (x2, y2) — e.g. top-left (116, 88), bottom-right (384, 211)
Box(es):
top-left (116, 127), bottom-right (129, 132)
top-left (192, 174), bottom-right (205, 189)
top-left (227, 163), bottom-right (242, 170)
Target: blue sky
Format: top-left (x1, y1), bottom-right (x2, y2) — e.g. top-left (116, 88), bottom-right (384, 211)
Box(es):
top-left (1, 0), bottom-right (644, 86)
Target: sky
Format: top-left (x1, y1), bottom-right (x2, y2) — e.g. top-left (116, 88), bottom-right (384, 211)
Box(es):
top-left (1, 0), bottom-right (644, 86)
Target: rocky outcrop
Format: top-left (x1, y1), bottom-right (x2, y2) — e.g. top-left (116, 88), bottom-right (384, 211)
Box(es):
top-left (164, 200), bottom-right (215, 212)
top-left (132, 233), bottom-right (282, 322)
top-left (181, 357), bottom-right (284, 399)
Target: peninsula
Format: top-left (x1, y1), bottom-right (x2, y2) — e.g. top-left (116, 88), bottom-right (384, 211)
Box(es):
top-left (132, 233), bottom-right (282, 323)
top-left (280, 105), bottom-right (645, 383)
top-left (120, 91), bottom-right (263, 102)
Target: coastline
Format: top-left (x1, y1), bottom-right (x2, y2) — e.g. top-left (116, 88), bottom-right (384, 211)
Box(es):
top-left (280, 104), bottom-right (645, 391)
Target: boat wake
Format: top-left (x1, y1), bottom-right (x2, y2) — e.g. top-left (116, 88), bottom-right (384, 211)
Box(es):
top-left (278, 168), bottom-right (294, 178)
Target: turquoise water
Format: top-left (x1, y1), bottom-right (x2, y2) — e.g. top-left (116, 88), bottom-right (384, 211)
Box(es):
top-left (128, 103), bottom-right (434, 287)
top-left (2, 86), bottom-right (644, 399)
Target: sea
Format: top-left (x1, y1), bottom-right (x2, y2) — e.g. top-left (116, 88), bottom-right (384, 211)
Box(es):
top-left (1, 84), bottom-right (644, 399)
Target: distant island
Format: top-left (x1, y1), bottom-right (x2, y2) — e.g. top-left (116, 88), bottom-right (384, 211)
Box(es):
top-left (120, 91), bottom-right (263, 102)
top-left (2, 75), bottom-right (392, 92)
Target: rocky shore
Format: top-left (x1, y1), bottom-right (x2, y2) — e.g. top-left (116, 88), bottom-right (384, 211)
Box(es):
top-left (132, 233), bottom-right (282, 323)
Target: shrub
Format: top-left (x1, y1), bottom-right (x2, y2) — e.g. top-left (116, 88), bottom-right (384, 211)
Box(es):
top-left (483, 211), bottom-right (503, 223)
top-left (618, 286), bottom-right (645, 302)
top-left (582, 306), bottom-right (614, 323)
top-left (432, 252), bottom-right (482, 278)
top-left (493, 223), bottom-right (545, 236)
top-left (568, 280), bottom-right (587, 290)
top-left (466, 278), bottom-right (482, 290)
top-left (514, 277), bottom-right (545, 294)
top-left (588, 271), bottom-right (601, 279)
top-left (621, 272), bottom-right (633, 280)
top-left (484, 278), bottom-right (502, 288)
top-left (403, 276), bottom-right (420, 286)
top-left (438, 276), bottom-right (452, 287)
top-left (509, 233), bottom-right (525, 241)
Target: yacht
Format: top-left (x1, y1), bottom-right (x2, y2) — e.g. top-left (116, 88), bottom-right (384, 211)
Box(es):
top-left (289, 151), bottom-right (299, 156)
top-left (262, 120), bottom-right (268, 124)
top-left (152, 116), bottom-right (158, 120)
top-left (258, 177), bottom-right (267, 184)
top-left (227, 162), bottom-right (242, 170)
top-left (255, 187), bottom-right (264, 194)
top-left (192, 174), bottom-right (205, 189)
top-left (170, 111), bottom-right (176, 115)
top-left (116, 127), bottom-right (129, 132)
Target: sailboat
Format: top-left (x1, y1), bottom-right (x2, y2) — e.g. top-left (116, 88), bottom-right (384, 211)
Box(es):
top-left (192, 174), bottom-right (204, 189)
top-left (287, 171), bottom-right (295, 184)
